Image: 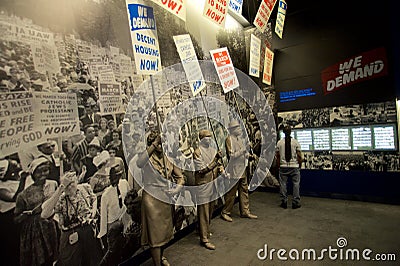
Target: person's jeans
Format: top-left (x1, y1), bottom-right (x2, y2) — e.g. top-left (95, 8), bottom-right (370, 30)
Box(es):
top-left (279, 167), bottom-right (301, 205)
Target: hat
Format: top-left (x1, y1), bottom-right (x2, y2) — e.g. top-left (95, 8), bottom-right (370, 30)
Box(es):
top-left (199, 129), bottom-right (212, 140)
top-left (107, 120), bottom-right (115, 127)
top-left (28, 157), bottom-right (49, 175)
top-left (93, 151), bottom-right (110, 167)
top-left (228, 120), bottom-right (240, 129)
top-left (88, 138), bottom-right (101, 149)
top-left (60, 171), bottom-right (77, 188)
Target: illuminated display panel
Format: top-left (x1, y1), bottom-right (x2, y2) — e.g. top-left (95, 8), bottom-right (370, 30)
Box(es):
top-left (331, 128), bottom-right (351, 150)
top-left (373, 125), bottom-right (396, 150)
top-left (312, 129), bottom-right (330, 150)
top-left (295, 130), bottom-right (313, 151)
top-left (351, 126), bottom-right (372, 150)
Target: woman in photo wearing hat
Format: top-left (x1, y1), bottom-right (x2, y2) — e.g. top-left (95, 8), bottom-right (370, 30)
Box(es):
top-left (80, 138), bottom-right (102, 183)
top-left (41, 171), bottom-right (102, 266)
top-left (14, 158), bottom-right (59, 266)
top-left (136, 131), bottom-right (185, 266)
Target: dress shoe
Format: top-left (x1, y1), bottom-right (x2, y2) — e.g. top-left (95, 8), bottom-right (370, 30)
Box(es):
top-left (292, 203), bottom-right (301, 209)
top-left (161, 256), bottom-right (170, 266)
top-left (202, 242), bottom-right (216, 250)
top-left (221, 213), bottom-right (233, 222)
top-left (241, 213), bottom-right (258, 219)
top-left (280, 201), bottom-right (287, 209)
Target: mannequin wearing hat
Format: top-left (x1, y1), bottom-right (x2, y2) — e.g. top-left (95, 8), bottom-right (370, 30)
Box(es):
top-left (136, 130), bottom-right (185, 266)
top-left (193, 130), bottom-right (223, 250)
top-left (14, 158), bottom-right (59, 266)
top-left (221, 120), bottom-right (258, 222)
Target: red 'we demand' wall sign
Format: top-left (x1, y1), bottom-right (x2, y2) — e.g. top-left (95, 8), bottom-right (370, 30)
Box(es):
top-left (321, 47), bottom-right (388, 95)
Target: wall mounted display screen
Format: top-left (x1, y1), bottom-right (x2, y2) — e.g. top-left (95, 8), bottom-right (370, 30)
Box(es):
top-left (351, 126), bottom-right (372, 150)
top-left (373, 125), bottom-right (396, 150)
top-left (279, 124), bottom-right (397, 151)
top-left (331, 128), bottom-right (351, 150)
top-left (312, 129), bottom-right (330, 150)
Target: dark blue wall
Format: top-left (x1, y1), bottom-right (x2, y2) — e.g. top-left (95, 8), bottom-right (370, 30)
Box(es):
top-left (300, 170), bottom-right (400, 204)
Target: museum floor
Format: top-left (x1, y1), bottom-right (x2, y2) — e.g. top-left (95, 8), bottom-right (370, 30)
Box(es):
top-left (127, 190), bottom-right (400, 266)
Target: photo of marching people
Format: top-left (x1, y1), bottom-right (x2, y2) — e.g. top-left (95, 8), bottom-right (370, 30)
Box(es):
top-left (0, 0), bottom-right (399, 265)
top-left (278, 101), bottom-right (397, 130)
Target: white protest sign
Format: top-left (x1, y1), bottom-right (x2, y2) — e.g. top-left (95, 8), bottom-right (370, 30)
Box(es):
top-left (0, 92), bottom-right (39, 157)
top-left (210, 47), bottom-right (239, 93)
top-left (0, 21), bottom-right (55, 45)
top-left (249, 34), bottom-right (261, 77)
top-left (32, 92), bottom-right (80, 138)
top-left (262, 46), bottom-right (274, 85)
top-left (31, 43), bottom-right (60, 74)
top-left (173, 34), bottom-right (206, 96)
top-left (126, 1), bottom-right (162, 75)
top-left (120, 55), bottom-right (134, 77)
top-left (275, 0), bottom-right (287, 39)
top-left (98, 83), bottom-right (125, 114)
top-left (203, 0), bottom-right (228, 28)
top-left (253, 0), bottom-right (277, 33)
top-left (228, 0), bottom-right (243, 14)
top-left (97, 65), bottom-right (116, 83)
top-left (152, 0), bottom-right (186, 21)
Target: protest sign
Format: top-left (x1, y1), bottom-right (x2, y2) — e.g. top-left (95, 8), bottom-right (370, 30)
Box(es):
top-left (120, 55), bottom-right (134, 77)
top-left (0, 21), bottom-right (55, 45)
top-left (253, 0), bottom-right (277, 33)
top-left (203, 0), bottom-right (228, 27)
top-left (97, 65), bottom-right (116, 83)
top-left (0, 92), bottom-right (40, 157)
top-left (249, 34), bottom-right (261, 77)
top-left (262, 46), bottom-right (274, 85)
top-left (210, 47), bottom-right (239, 93)
top-left (126, 1), bottom-right (162, 75)
top-left (152, 0), bottom-right (186, 21)
top-left (228, 0), bottom-right (243, 14)
top-left (31, 43), bottom-right (60, 74)
top-left (173, 34), bottom-right (206, 96)
top-left (99, 83), bottom-right (125, 114)
top-left (275, 0), bottom-right (287, 39)
top-left (32, 92), bottom-right (80, 138)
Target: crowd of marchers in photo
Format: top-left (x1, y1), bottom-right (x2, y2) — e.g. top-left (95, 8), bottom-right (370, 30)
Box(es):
top-left (0, 15), bottom-right (280, 265)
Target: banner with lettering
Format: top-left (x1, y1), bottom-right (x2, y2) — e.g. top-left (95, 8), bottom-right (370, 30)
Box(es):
top-left (253, 0), bottom-right (278, 33)
top-left (0, 92), bottom-right (37, 157)
top-left (173, 34), bottom-right (206, 96)
top-left (98, 83), bottom-right (124, 114)
top-left (262, 46), bottom-right (274, 85)
top-left (249, 34), bottom-right (261, 77)
top-left (151, 0), bottom-right (186, 21)
top-left (126, 1), bottom-right (161, 75)
top-left (32, 92), bottom-right (80, 139)
top-left (228, 0), bottom-right (243, 15)
top-left (210, 47), bottom-right (239, 93)
top-left (120, 55), bottom-right (134, 77)
top-left (31, 43), bottom-right (60, 74)
top-left (97, 65), bottom-right (116, 83)
top-left (274, 0), bottom-right (287, 39)
top-left (203, 0), bottom-right (228, 28)
top-left (321, 47), bottom-right (388, 95)
top-left (0, 21), bottom-right (55, 45)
